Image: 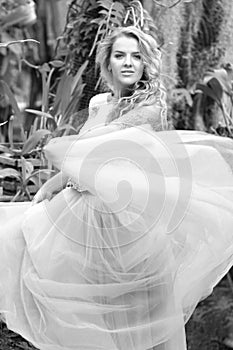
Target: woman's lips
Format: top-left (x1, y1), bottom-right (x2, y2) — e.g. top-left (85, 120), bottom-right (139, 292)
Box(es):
top-left (121, 71), bottom-right (134, 76)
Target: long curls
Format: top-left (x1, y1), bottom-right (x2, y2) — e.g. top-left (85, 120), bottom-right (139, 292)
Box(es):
top-left (96, 26), bottom-right (168, 129)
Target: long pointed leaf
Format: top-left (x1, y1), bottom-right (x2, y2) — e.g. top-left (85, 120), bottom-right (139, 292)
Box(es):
top-left (52, 72), bottom-right (68, 116)
top-left (11, 189), bottom-right (23, 202)
top-left (25, 174), bottom-right (41, 188)
top-left (25, 109), bottom-right (54, 120)
top-left (0, 80), bottom-right (26, 141)
top-left (61, 77), bottom-right (73, 118)
top-left (55, 125), bottom-right (77, 133)
top-left (196, 83), bottom-right (221, 104)
top-left (0, 80), bottom-right (22, 118)
top-left (0, 168), bottom-right (21, 180)
top-left (21, 156), bottom-right (27, 183)
top-left (63, 83), bottom-right (85, 120)
top-left (8, 116), bottom-right (14, 149)
top-left (71, 60), bottom-right (89, 95)
top-left (205, 68), bottom-right (232, 93)
top-left (53, 73), bottom-right (73, 119)
top-left (97, 0), bottom-right (113, 10)
top-left (0, 145), bottom-right (12, 154)
top-left (207, 77), bottom-right (223, 101)
top-left (22, 129), bottom-right (51, 155)
top-left (25, 169), bottom-right (55, 186)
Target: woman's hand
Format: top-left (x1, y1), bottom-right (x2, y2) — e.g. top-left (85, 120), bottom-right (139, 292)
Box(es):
top-left (31, 171), bottom-right (69, 205)
top-left (32, 187), bottom-right (54, 205)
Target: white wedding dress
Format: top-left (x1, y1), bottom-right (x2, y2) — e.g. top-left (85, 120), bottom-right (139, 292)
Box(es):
top-left (0, 93), bottom-right (233, 350)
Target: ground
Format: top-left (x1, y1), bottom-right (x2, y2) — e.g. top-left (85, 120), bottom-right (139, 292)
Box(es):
top-left (186, 277), bottom-right (233, 350)
top-left (0, 277), bottom-right (233, 350)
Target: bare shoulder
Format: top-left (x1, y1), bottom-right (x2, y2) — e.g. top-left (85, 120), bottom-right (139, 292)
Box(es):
top-left (88, 92), bottom-right (112, 120)
top-left (89, 93), bottom-right (111, 108)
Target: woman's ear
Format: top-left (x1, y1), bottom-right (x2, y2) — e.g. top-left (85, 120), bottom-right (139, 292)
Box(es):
top-left (108, 64), bottom-right (112, 72)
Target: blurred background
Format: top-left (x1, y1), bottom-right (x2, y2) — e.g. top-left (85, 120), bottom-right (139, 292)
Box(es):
top-left (1, 0), bottom-right (233, 143)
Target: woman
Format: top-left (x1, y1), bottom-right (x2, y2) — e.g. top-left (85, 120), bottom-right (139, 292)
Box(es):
top-left (0, 26), bottom-right (233, 350)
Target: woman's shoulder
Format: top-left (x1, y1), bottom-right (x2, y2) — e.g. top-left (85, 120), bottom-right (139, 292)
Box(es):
top-left (86, 92), bottom-right (114, 121)
top-left (89, 92), bottom-right (112, 108)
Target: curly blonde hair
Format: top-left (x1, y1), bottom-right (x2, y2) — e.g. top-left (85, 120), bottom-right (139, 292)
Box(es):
top-left (95, 26), bottom-right (167, 129)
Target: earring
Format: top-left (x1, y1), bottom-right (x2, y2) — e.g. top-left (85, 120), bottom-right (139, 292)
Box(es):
top-left (108, 65), bottom-right (111, 71)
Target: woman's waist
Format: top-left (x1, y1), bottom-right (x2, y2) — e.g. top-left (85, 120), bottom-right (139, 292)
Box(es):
top-left (66, 178), bottom-right (88, 193)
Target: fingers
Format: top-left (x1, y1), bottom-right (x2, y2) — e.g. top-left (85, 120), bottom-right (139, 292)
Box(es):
top-left (31, 194), bottom-right (42, 205)
top-left (31, 190), bottom-right (53, 205)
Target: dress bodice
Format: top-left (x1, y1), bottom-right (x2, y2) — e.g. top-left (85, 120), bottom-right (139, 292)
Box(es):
top-left (67, 93), bottom-right (165, 192)
top-left (79, 92), bottom-right (165, 135)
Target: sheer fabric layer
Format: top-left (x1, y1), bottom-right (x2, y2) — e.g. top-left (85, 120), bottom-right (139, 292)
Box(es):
top-left (0, 128), bottom-right (233, 350)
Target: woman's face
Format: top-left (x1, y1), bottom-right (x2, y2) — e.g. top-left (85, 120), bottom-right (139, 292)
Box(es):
top-left (109, 35), bottom-right (144, 94)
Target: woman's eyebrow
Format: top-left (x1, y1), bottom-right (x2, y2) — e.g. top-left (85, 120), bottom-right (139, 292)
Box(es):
top-left (113, 50), bottom-right (141, 54)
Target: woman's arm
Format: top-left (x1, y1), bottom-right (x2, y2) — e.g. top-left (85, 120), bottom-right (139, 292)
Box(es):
top-left (41, 103), bottom-right (164, 200)
top-left (49, 123), bottom-right (121, 144)
top-left (32, 171), bottom-right (69, 204)
top-left (47, 104), bottom-right (162, 148)
top-left (77, 123), bottom-right (121, 139)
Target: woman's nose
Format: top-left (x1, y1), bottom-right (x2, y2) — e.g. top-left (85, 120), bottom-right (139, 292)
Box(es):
top-left (123, 54), bottom-right (132, 66)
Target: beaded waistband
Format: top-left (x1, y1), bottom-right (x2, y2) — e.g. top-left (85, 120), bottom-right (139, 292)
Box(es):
top-left (66, 178), bottom-right (87, 192)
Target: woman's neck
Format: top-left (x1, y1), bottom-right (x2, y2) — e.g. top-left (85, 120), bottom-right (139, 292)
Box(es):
top-left (112, 86), bottom-right (134, 99)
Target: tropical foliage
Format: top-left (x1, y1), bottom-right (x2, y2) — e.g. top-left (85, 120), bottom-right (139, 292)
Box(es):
top-left (193, 63), bottom-right (233, 137)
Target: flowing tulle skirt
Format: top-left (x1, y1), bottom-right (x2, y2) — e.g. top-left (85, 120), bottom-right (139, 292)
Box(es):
top-left (0, 126), bottom-right (233, 350)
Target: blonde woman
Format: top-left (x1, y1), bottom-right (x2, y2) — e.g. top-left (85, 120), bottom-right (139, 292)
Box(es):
top-left (0, 26), bottom-right (233, 350)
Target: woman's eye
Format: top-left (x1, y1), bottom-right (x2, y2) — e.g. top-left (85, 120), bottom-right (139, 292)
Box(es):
top-left (133, 55), bottom-right (141, 60)
top-left (115, 54), bottom-right (123, 59)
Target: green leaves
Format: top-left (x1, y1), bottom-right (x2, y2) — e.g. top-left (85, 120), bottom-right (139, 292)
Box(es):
top-left (204, 68), bottom-right (231, 96)
top-left (0, 80), bottom-right (22, 119)
top-left (196, 80), bottom-right (223, 105)
top-left (22, 129), bottom-right (52, 155)
top-left (196, 70), bottom-right (228, 107)
top-left (0, 2), bottom-right (37, 29)
top-left (51, 61), bottom-right (88, 126)
top-left (195, 67), bottom-right (233, 136)
top-left (49, 60), bottom-right (64, 68)
top-left (89, 1), bottom-right (127, 57)
top-left (171, 88), bottom-right (193, 107)
top-left (0, 168), bottom-right (21, 180)
top-left (0, 79), bottom-right (26, 141)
